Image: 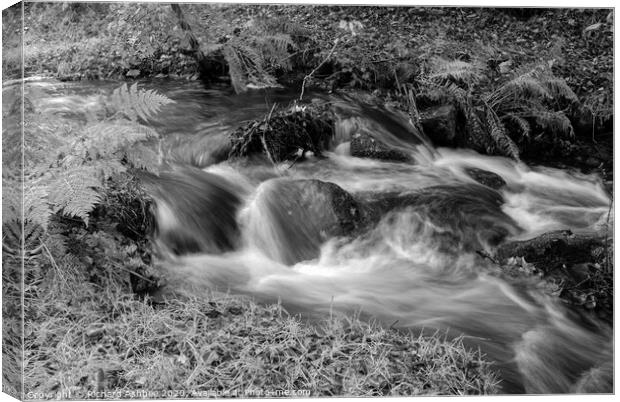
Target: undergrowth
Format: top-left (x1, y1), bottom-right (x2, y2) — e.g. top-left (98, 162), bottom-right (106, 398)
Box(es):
top-left (414, 60), bottom-right (579, 160)
top-left (229, 104), bottom-right (334, 163)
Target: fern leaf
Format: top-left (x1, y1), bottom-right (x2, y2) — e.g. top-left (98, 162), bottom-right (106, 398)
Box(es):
top-left (73, 122), bottom-right (159, 161)
top-left (429, 59), bottom-right (481, 85)
top-left (91, 159), bottom-right (127, 182)
top-left (108, 83), bottom-right (175, 122)
top-left (124, 143), bottom-right (161, 171)
top-left (47, 167), bottom-right (103, 225)
top-left (500, 76), bottom-right (551, 102)
top-left (502, 113), bottom-right (531, 140)
top-left (535, 111), bottom-right (575, 139)
top-left (2, 181), bottom-right (22, 225)
top-left (223, 44), bottom-right (249, 93)
top-left (24, 183), bottom-right (52, 229)
top-left (543, 78), bottom-right (579, 103)
top-left (486, 106), bottom-right (520, 160)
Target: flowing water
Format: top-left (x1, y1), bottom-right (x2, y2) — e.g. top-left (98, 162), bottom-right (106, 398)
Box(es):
top-left (16, 79), bottom-right (613, 394)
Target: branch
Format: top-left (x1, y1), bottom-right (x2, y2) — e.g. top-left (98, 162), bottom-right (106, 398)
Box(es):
top-left (299, 37), bottom-right (340, 102)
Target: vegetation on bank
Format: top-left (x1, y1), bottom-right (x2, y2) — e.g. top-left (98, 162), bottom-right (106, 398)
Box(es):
top-left (3, 3), bottom-right (613, 171)
top-left (2, 2), bottom-right (613, 398)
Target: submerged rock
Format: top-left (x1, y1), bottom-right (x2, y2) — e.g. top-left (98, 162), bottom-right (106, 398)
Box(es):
top-left (350, 131), bottom-right (412, 162)
top-left (139, 167), bottom-right (243, 255)
top-left (465, 167), bottom-right (507, 190)
top-left (244, 178), bottom-right (365, 265)
top-left (361, 184), bottom-right (520, 251)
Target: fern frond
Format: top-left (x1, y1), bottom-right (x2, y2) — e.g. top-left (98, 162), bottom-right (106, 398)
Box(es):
top-left (535, 111), bottom-right (575, 139)
top-left (47, 167), bottom-right (104, 225)
top-left (223, 44), bottom-right (249, 93)
top-left (65, 122), bottom-right (159, 163)
top-left (108, 83), bottom-right (175, 122)
top-left (2, 181), bottom-right (22, 225)
top-left (543, 78), bottom-right (579, 103)
top-left (423, 80), bottom-right (470, 111)
top-left (491, 76), bottom-right (551, 108)
top-left (124, 143), bottom-right (161, 171)
top-left (90, 159), bottom-right (127, 182)
top-left (24, 183), bottom-right (52, 229)
top-left (501, 113), bottom-right (531, 140)
top-left (258, 34), bottom-right (297, 70)
top-left (429, 59), bottom-right (481, 86)
top-left (486, 106), bottom-right (520, 160)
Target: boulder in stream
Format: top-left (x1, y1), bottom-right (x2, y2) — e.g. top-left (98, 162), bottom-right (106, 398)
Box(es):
top-left (244, 178), bottom-right (365, 265)
top-left (495, 229), bottom-right (613, 323)
top-left (361, 184), bottom-right (520, 251)
top-left (465, 167), bottom-right (507, 190)
top-left (350, 131), bottom-right (412, 162)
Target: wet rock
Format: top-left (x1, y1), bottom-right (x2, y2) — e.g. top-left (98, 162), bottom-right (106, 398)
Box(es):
top-left (419, 104), bottom-right (457, 147)
top-left (350, 131), bottom-right (412, 162)
top-left (495, 230), bottom-right (612, 323)
top-left (245, 178), bottom-right (365, 264)
top-left (465, 168), bottom-right (507, 190)
top-left (360, 184), bottom-right (520, 251)
top-left (495, 230), bottom-right (607, 272)
top-left (139, 167), bottom-right (242, 255)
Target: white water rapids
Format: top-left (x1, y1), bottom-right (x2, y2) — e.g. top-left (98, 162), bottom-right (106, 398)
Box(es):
top-left (154, 114), bottom-right (612, 394)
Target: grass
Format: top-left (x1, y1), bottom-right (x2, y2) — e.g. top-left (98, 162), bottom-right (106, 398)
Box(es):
top-left (21, 259), bottom-right (500, 398)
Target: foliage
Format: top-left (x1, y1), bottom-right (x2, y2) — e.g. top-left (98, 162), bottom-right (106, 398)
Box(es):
top-left (204, 17), bottom-right (302, 93)
top-left (107, 83), bottom-right (175, 123)
top-left (1, 83), bottom-right (172, 236)
top-left (19, 3), bottom-right (190, 80)
top-left (420, 60), bottom-right (579, 160)
top-left (230, 104), bottom-right (334, 163)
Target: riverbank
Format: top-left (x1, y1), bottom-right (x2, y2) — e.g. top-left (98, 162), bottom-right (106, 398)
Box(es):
top-left (4, 4), bottom-right (613, 176)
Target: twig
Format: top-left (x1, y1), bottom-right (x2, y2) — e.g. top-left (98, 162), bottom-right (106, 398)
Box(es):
top-left (299, 37), bottom-right (340, 102)
top-left (261, 103), bottom-right (278, 166)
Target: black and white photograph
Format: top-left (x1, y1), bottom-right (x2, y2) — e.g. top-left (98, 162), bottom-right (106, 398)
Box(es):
top-left (1, 0), bottom-right (615, 398)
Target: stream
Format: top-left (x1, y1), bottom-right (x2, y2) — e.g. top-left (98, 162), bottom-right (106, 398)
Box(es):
top-left (17, 78), bottom-right (613, 394)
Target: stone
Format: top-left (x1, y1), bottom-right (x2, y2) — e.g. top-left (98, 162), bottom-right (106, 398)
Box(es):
top-left (360, 184), bottom-right (520, 251)
top-left (350, 131), bottom-right (412, 162)
top-left (465, 167), bottom-right (507, 190)
top-left (244, 178), bottom-right (365, 264)
top-left (419, 104), bottom-right (458, 147)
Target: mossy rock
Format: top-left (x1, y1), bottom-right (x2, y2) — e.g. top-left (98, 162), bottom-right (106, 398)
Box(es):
top-left (245, 178), bottom-right (366, 264)
top-left (350, 131), bottom-right (412, 162)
